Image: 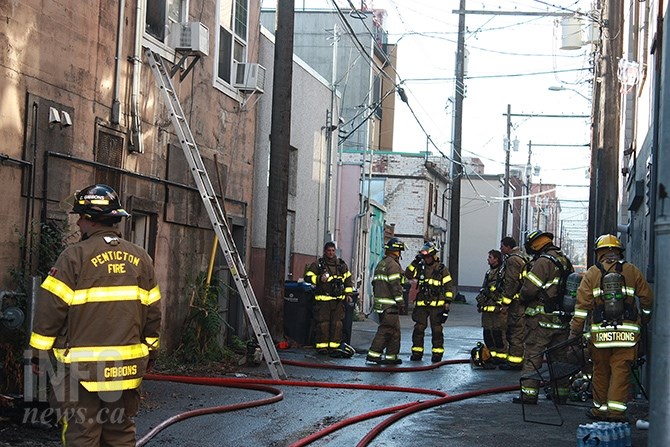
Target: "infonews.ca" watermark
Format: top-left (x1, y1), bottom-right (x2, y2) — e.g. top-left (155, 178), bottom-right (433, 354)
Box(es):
top-left (22, 406), bottom-right (126, 426)
top-left (23, 349), bottom-right (133, 425)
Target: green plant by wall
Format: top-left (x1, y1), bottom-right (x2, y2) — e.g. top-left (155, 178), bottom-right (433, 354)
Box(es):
top-left (172, 273), bottom-right (229, 365)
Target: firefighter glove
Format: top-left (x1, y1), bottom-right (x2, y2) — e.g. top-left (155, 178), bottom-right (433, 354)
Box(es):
top-left (440, 310), bottom-right (449, 324)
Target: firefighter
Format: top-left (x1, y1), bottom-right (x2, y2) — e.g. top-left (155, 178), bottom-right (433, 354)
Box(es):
top-left (366, 237), bottom-right (406, 365)
top-left (514, 230), bottom-right (573, 405)
top-left (304, 241), bottom-right (355, 358)
top-left (405, 242), bottom-right (453, 363)
top-left (499, 236), bottom-right (529, 370)
top-left (29, 184), bottom-right (162, 446)
top-left (475, 249), bottom-right (507, 368)
top-left (570, 234), bottom-right (653, 422)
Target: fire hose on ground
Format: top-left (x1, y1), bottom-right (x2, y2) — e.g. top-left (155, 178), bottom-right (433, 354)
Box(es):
top-left (138, 357), bottom-right (520, 446)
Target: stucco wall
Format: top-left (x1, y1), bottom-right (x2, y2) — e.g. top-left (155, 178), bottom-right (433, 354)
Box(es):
top-left (249, 27), bottom-right (335, 294)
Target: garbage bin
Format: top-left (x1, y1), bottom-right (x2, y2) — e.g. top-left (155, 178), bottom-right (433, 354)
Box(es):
top-left (284, 281), bottom-right (315, 345)
top-left (342, 289), bottom-right (359, 345)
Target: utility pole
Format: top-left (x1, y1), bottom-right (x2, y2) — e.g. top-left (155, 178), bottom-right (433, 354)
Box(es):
top-left (449, 0), bottom-right (466, 292)
top-left (587, 0), bottom-right (622, 263)
top-left (502, 104), bottom-right (512, 236)
top-left (524, 140), bottom-right (532, 240)
top-left (264, 0), bottom-right (294, 339)
top-left (324, 23), bottom-right (339, 245)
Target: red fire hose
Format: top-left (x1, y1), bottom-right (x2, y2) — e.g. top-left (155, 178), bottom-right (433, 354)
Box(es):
top-left (139, 359), bottom-right (518, 446)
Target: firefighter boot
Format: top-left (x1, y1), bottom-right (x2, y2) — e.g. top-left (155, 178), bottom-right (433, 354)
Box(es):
top-left (410, 353), bottom-right (423, 361)
top-left (380, 357), bottom-right (403, 365)
top-left (431, 354), bottom-right (443, 363)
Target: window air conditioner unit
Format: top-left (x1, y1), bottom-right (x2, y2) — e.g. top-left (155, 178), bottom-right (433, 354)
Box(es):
top-left (234, 62), bottom-right (266, 93)
top-left (169, 22), bottom-right (209, 56)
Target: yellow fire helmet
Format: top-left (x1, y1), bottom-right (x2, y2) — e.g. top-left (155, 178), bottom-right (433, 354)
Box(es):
top-left (594, 234), bottom-right (623, 251)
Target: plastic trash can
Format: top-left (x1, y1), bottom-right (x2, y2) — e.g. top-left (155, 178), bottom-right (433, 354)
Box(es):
top-left (284, 281), bottom-right (315, 345)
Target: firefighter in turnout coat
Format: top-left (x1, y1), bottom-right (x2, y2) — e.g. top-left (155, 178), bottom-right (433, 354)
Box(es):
top-left (29, 184), bottom-right (161, 446)
top-left (516, 230), bottom-right (573, 405)
top-left (499, 236), bottom-right (529, 370)
top-left (475, 249), bottom-right (508, 367)
top-left (405, 242), bottom-right (453, 363)
top-left (570, 234), bottom-right (653, 422)
top-left (366, 238), bottom-right (406, 365)
top-left (304, 241), bottom-right (355, 357)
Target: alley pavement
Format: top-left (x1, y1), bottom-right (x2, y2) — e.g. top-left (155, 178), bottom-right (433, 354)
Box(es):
top-left (133, 292), bottom-right (650, 446)
top-left (3, 292), bottom-right (648, 446)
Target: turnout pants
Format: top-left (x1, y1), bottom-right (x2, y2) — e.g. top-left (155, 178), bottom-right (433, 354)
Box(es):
top-left (482, 305), bottom-right (508, 362)
top-left (51, 369), bottom-right (140, 447)
top-left (589, 343), bottom-right (637, 419)
top-left (368, 308), bottom-right (401, 360)
top-left (313, 299), bottom-right (345, 351)
top-left (505, 299), bottom-right (526, 367)
top-left (520, 314), bottom-right (569, 403)
top-left (411, 306), bottom-right (444, 357)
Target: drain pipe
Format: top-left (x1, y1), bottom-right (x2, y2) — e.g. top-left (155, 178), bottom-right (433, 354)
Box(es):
top-left (111, 0), bottom-right (126, 125)
top-left (129, 0), bottom-right (145, 153)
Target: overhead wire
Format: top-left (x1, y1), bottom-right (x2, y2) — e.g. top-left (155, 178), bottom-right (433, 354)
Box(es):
top-left (322, 0), bottom-right (591, 206)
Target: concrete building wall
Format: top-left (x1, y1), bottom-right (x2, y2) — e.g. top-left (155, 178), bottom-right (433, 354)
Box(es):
top-left (621, 0), bottom-right (656, 270)
top-left (0, 0), bottom-right (262, 351)
top-left (250, 27), bottom-right (335, 290)
top-left (459, 175), bottom-right (504, 290)
top-left (261, 9), bottom-right (393, 153)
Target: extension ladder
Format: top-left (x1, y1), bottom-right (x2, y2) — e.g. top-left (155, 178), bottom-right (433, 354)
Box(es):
top-left (145, 49), bottom-right (286, 380)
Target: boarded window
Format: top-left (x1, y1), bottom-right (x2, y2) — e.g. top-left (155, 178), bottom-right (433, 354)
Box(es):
top-left (95, 128), bottom-right (124, 189)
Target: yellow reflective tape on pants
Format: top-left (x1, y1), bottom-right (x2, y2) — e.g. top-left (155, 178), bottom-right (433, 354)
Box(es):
top-left (608, 401), bottom-right (627, 412)
top-left (145, 338), bottom-right (160, 350)
top-left (53, 343), bottom-right (149, 363)
top-left (80, 377), bottom-right (142, 392)
top-left (29, 332), bottom-right (56, 350)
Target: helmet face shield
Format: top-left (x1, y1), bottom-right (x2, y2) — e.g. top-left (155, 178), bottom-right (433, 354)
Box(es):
top-left (524, 230), bottom-right (554, 254)
top-left (60, 191), bottom-right (78, 213)
top-left (420, 242), bottom-right (438, 258)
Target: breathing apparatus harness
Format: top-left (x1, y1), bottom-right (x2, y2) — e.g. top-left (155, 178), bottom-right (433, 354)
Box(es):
top-left (592, 260), bottom-right (637, 328)
top-left (535, 252), bottom-right (574, 317)
top-left (318, 257), bottom-right (346, 297)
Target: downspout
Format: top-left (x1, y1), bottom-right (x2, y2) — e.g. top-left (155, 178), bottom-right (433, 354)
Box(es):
top-left (111, 0), bottom-right (126, 125)
top-left (130, 0), bottom-right (145, 153)
top-left (25, 102), bottom-right (38, 272)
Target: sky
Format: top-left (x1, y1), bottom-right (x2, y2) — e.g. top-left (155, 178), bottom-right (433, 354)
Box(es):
top-left (262, 0), bottom-right (593, 246)
top-left (374, 0), bottom-right (594, 247)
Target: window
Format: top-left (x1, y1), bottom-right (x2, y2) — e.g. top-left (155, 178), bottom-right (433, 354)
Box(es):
top-left (361, 178), bottom-right (385, 205)
top-left (95, 126), bottom-right (125, 190)
top-left (289, 147), bottom-right (297, 197)
top-left (129, 212), bottom-right (157, 259)
top-left (216, 0), bottom-right (249, 87)
top-left (145, 0), bottom-right (186, 45)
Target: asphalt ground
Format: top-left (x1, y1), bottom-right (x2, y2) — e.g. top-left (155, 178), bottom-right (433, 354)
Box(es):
top-left (133, 292), bottom-right (650, 446)
top-left (1, 292), bottom-right (650, 446)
